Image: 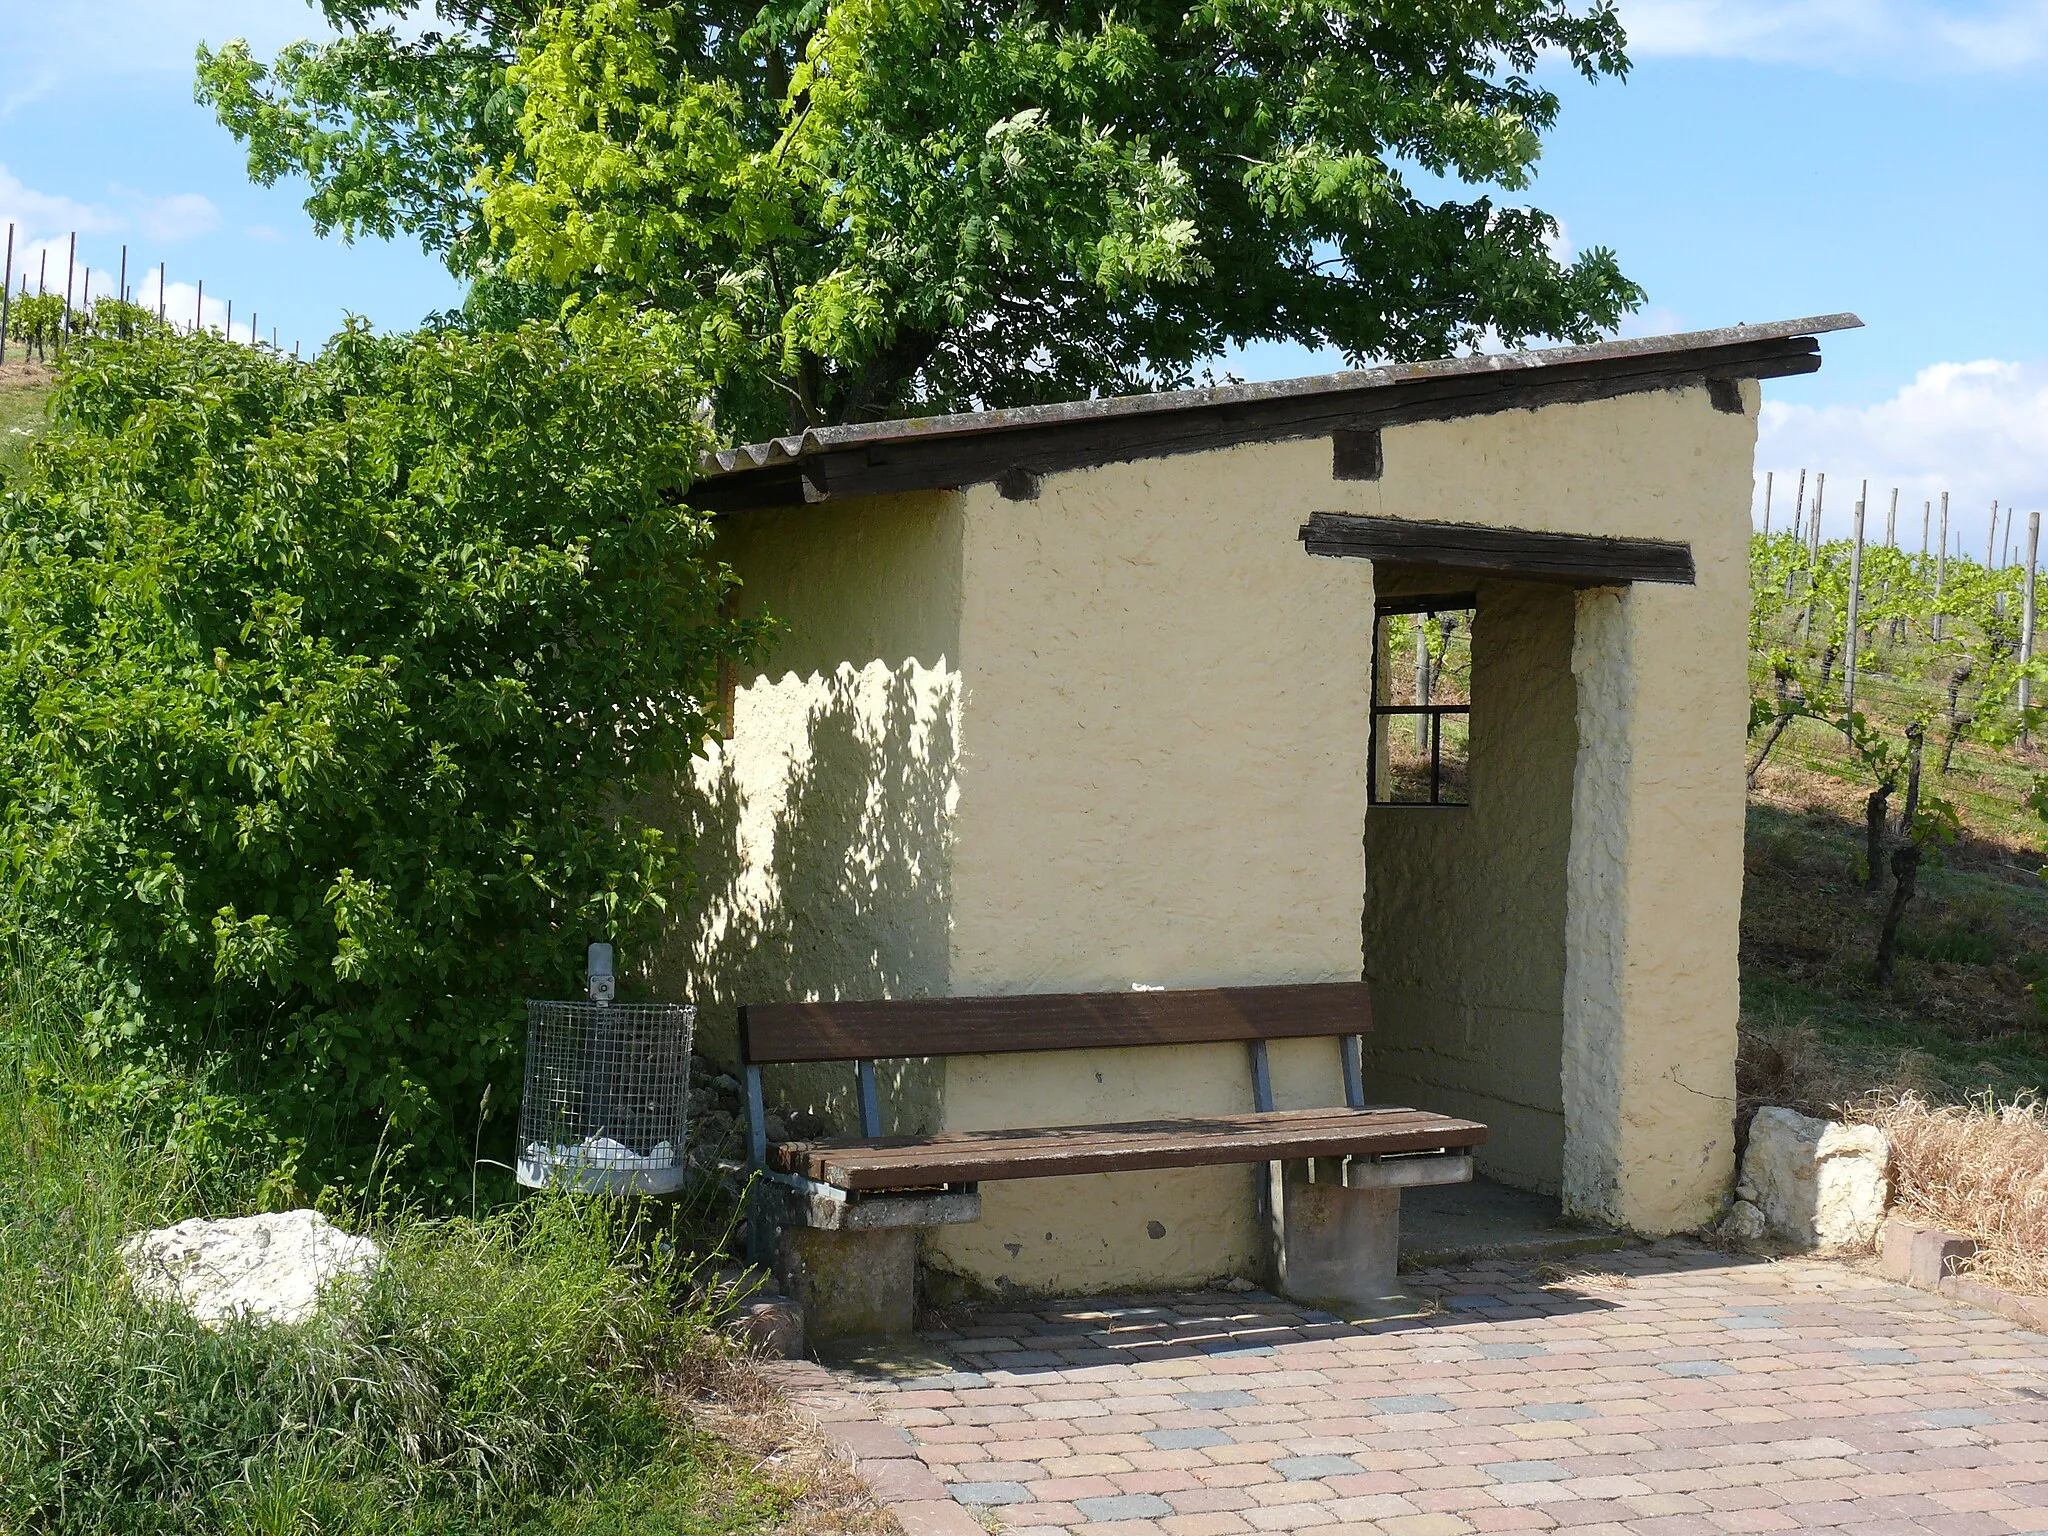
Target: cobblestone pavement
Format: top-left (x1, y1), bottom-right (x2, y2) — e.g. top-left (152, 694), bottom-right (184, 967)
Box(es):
top-left (778, 1240), bottom-right (2048, 1536)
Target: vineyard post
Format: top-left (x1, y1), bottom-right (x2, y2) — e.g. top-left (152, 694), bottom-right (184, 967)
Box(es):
top-left (1845, 489), bottom-right (1867, 716)
top-left (2001, 502), bottom-right (2013, 568)
top-left (1762, 471), bottom-right (1774, 537)
top-left (1800, 474), bottom-right (1826, 642)
top-left (1921, 500), bottom-right (1931, 560)
top-left (1886, 486), bottom-right (1898, 548)
top-left (117, 246), bottom-right (126, 335)
top-left (0, 222), bottom-right (12, 367)
top-left (195, 280), bottom-right (204, 334)
top-left (1988, 500), bottom-right (1999, 567)
top-left (1935, 492), bottom-right (1950, 639)
top-left (226, 299), bottom-right (233, 341)
top-left (2025, 510), bottom-right (2041, 746)
top-left (157, 264), bottom-right (166, 323)
top-left (60, 232), bottom-right (75, 356)
top-left (1786, 470), bottom-right (1808, 595)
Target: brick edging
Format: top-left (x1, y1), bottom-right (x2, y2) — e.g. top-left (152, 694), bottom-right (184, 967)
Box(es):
top-left (759, 1359), bottom-right (986, 1536)
top-left (1878, 1213), bottom-right (2048, 1330)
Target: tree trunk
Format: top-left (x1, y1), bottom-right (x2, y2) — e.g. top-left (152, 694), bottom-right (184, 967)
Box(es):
top-left (1940, 661), bottom-right (1972, 775)
top-left (1876, 844), bottom-right (1921, 985)
top-left (1875, 725), bottom-right (1924, 985)
top-left (1863, 783), bottom-right (1891, 891)
top-left (1746, 715), bottom-right (1793, 789)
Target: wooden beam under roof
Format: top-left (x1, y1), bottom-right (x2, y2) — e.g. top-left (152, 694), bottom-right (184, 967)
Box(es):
top-left (1299, 512), bottom-right (1696, 587)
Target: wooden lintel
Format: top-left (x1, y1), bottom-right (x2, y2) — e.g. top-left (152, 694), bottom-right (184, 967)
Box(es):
top-left (1301, 513), bottom-right (1695, 587)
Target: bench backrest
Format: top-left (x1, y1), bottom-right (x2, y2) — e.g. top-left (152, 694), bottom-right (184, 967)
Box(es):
top-left (739, 982), bottom-right (1372, 1066)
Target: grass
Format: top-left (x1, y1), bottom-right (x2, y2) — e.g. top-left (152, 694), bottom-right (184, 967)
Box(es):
top-left (1740, 759), bottom-right (2048, 1102)
top-left (0, 956), bottom-right (811, 1536)
top-left (0, 358), bottom-right (57, 474)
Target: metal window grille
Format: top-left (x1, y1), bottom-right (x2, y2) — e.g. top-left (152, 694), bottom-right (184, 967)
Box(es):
top-left (1370, 595), bottom-right (1475, 807)
top-left (517, 999), bottom-right (696, 1194)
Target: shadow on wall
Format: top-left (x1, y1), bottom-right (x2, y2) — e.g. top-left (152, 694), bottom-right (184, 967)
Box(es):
top-left (646, 659), bottom-right (959, 1132)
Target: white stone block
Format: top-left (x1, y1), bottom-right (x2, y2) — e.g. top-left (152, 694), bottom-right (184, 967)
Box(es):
top-left (1726, 1107), bottom-right (1890, 1251)
top-left (122, 1209), bottom-right (383, 1327)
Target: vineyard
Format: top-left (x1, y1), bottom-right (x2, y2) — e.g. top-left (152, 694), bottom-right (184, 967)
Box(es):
top-left (1742, 525), bottom-right (2048, 1113)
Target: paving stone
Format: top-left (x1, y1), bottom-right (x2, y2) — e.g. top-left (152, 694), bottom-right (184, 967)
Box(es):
top-left (1148, 1428), bottom-right (1235, 1449)
top-left (796, 1246), bottom-right (2048, 1536)
top-left (1371, 1395), bottom-right (1457, 1415)
top-left (1077, 1494), bottom-right (1178, 1521)
top-left (948, 1481), bottom-right (1032, 1506)
top-left (1480, 1461), bottom-right (1573, 1484)
top-left (1178, 1390), bottom-right (1259, 1409)
top-left (1274, 1456), bottom-right (1366, 1481)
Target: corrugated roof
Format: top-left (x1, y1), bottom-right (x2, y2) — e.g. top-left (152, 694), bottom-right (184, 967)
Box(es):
top-left (695, 313), bottom-right (1860, 509)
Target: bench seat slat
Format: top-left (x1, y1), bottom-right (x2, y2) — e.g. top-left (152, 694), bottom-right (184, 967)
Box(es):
top-left (769, 1105), bottom-right (1487, 1191)
top-left (742, 983), bottom-right (1371, 1065)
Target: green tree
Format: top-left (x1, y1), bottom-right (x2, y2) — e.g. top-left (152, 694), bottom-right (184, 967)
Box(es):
top-left (0, 324), bottom-right (763, 1192)
top-left (199, 0), bottom-right (1643, 437)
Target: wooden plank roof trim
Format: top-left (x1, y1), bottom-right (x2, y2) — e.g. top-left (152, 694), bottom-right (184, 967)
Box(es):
top-left (694, 314), bottom-right (1860, 512)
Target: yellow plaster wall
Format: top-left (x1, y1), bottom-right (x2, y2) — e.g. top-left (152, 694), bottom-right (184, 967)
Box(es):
top-left (652, 492), bottom-right (965, 1130)
top-left (1360, 577), bottom-right (1578, 1193)
top-left (925, 465), bottom-right (1374, 1293)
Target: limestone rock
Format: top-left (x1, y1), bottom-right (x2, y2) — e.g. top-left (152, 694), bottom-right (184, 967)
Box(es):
top-left (122, 1209), bottom-right (383, 1328)
top-left (1733, 1106), bottom-right (1891, 1251)
top-left (1718, 1199), bottom-right (1768, 1241)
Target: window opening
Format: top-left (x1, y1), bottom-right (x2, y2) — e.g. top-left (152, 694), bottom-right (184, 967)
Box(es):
top-left (1371, 595), bottom-right (1475, 805)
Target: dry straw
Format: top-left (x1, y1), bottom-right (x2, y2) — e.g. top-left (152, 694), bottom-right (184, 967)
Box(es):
top-left (1861, 1092), bottom-right (2048, 1296)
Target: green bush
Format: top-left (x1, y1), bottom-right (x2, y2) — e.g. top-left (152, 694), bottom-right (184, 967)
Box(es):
top-left (0, 968), bottom-right (765, 1536)
top-left (0, 323), bottom-right (764, 1193)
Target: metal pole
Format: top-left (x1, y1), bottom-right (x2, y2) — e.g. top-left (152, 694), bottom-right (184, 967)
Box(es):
top-left (0, 223), bottom-right (12, 366)
top-left (1989, 501), bottom-right (1999, 567)
top-left (2025, 510), bottom-right (2041, 745)
top-left (1811, 472), bottom-right (1826, 554)
top-left (1935, 492), bottom-right (1949, 640)
top-left (1846, 489), bottom-right (1867, 716)
top-left (1412, 620), bottom-right (1430, 750)
top-left (1922, 499), bottom-right (1931, 559)
top-left (1762, 471), bottom-right (1774, 537)
top-left (158, 264), bottom-right (166, 322)
top-left (1886, 486), bottom-right (1898, 548)
top-left (195, 279), bottom-right (203, 334)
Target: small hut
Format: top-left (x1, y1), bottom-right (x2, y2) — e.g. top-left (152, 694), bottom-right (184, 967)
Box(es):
top-left (660, 315), bottom-right (1858, 1297)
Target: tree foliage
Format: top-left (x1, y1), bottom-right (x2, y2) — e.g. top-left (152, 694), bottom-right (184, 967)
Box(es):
top-left (199, 0), bottom-right (1643, 437)
top-left (0, 324), bottom-right (762, 1190)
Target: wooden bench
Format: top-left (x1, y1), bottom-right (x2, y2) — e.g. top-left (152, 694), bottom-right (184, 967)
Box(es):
top-left (739, 983), bottom-right (1487, 1337)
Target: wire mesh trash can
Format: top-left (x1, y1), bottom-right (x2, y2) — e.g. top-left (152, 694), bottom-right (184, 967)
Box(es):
top-left (517, 986), bottom-right (696, 1196)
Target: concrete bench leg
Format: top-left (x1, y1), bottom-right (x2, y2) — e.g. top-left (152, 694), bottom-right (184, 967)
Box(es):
top-left (778, 1226), bottom-right (920, 1339)
top-left (752, 1178), bottom-right (982, 1341)
top-left (1270, 1154), bottom-right (1473, 1315)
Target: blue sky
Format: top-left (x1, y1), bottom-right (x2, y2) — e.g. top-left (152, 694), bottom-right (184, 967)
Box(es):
top-left (4, 1), bottom-right (2045, 551)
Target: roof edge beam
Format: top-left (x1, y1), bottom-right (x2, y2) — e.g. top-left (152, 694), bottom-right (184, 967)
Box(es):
top-left (695, 334), bottom-right (1820, 514)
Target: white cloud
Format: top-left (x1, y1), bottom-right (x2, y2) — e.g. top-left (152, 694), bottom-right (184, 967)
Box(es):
top-left (0, 165), bottom-right (230, 311)
top-left (4, 1), bottom-right (342, 112)
top-left (1757, 358), bottom-right (2048, 561)
top-left (112, 187), bottom-right (222, 244)
top-left (1619, 0), bottom-right (2048, 74)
